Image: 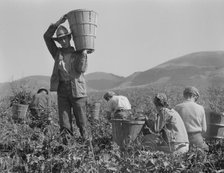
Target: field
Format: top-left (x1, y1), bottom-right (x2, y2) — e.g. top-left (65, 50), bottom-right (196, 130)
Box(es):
top-left (0, 85), bottom-right (224, 173)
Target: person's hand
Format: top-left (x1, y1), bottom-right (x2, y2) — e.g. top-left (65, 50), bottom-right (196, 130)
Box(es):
top-left (55, 14), bottom-right (67, 27)
top-left (82, 50), bottom-right (88, 55)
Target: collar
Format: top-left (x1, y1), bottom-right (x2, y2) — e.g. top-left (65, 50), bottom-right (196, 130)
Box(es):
top-left (61, 46), bottom-right (75, 53)
top-left (184, 99), bottom-right (195, 103)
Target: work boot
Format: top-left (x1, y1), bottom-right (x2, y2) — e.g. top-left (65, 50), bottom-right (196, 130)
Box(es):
top-left (60, 129), bottom-right (72, 145)
top-left (80, 128), bottom-right (89, 141)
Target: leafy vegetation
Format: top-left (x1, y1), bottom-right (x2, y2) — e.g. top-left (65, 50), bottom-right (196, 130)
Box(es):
top-left (0, 85), bottom-right (224, 172)
top-left (9, 81), bottom-right (33, 105)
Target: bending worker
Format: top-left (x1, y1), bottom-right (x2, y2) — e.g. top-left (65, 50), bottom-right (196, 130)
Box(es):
top-left (103, 91), bottom-right (132, 120)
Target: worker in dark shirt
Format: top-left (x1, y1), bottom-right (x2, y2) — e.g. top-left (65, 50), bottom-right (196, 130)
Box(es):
top-left (29, 88), bottom-right (50, 130)
top-left (43, 14), bottom-right (89, 144)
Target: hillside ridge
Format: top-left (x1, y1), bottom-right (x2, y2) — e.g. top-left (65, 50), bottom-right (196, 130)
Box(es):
top-left (1, 51), bottom-right (224, 98)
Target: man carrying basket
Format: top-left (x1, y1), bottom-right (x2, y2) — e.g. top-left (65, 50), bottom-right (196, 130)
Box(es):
top-left (44, 14), bottom-right (89, 144)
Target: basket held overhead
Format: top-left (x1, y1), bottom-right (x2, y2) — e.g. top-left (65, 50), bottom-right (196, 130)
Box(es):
top-left (67, 9), bottom-right (97, 54)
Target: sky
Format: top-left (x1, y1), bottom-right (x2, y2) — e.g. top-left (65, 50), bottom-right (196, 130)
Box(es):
top-left (0, 0), bottom-right (224, 83)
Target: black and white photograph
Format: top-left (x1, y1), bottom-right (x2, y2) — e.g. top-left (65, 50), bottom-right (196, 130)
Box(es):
top-left (0, 0), bottom-right (224, 172)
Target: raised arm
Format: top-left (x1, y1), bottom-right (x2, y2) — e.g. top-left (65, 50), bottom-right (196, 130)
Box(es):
top-left (43, 24), bottom-right (58, 58)
top-left (43, 15), bottom-right (67, 59)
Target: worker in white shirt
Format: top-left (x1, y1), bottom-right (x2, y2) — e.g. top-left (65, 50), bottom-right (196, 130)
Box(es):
top-left (103, 91), bottom-right (132, 120)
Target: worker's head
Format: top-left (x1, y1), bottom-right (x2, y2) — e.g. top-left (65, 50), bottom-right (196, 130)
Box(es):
top-left (183, 86), bottom-right (200, 102)
top-left (153, 93), bottom-right (169, 110)
top-left (37, 88), bottom-right (49, 95)
top-left (103, 91), bottom-right (116, 101)
top-left (54, 25), bottom-right (71, 48)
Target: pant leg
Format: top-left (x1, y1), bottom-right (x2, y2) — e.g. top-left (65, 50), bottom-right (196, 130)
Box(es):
top-left (188, 132), bottom-right (209, 151)
top-left (57, 83), bottom-right (73, 135)
top-left (71, 97), bottom-right (88, 138)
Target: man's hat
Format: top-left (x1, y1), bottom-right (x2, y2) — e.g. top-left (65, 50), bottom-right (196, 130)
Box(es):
top-left (37, 88), bottom-right (49, 95)
top-left (53, 25), bottom-right (71, 40)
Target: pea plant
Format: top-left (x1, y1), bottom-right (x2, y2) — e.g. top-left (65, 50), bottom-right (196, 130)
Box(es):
top-left (0, 86), bottom-right (223, 172)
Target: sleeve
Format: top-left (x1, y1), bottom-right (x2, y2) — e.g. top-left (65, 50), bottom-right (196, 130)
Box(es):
top-left (201, 107), bottom-right (207, 133)
top-left (154, 115), bottom-right (161, 133)
top-left (74, 52), bottom-right (88, 73)
top-left (155, 111), bottom-right (172, 133)
top-left (107, 100), bottom-right (114, 113)
top-left (125, 97), bottom-right (131, 109)
top-left (145, 118), bottom-right (156, 132)
top-left (155, 114), bottom-right (166, 132)
top-left (43, 24), bottom-right (59, 59)
top-left (173, 105), bottom-right (179, 114)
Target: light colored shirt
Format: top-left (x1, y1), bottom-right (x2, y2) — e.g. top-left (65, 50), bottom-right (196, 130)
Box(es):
top-left (156, 108), bottom-right (189, 144)
top-left (107, 95), bottom-right (131, 114)
top-left (174, 100), bottom-right (207, 133)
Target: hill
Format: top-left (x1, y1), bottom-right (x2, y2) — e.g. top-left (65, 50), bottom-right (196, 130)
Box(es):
top-left (86, 72), bottom-right (124, 90)
top-left (118, 51), bottom-right (224, 88)
top-left (0, 76), bottom-right (51, 99)
top-left (1, 51), bottom-right (224, 99)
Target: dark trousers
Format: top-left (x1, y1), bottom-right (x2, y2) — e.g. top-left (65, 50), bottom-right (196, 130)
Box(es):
top-left (57, 82), bottom-right (88, 138)
top-left (188, 132), bottom-right (209, 151)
